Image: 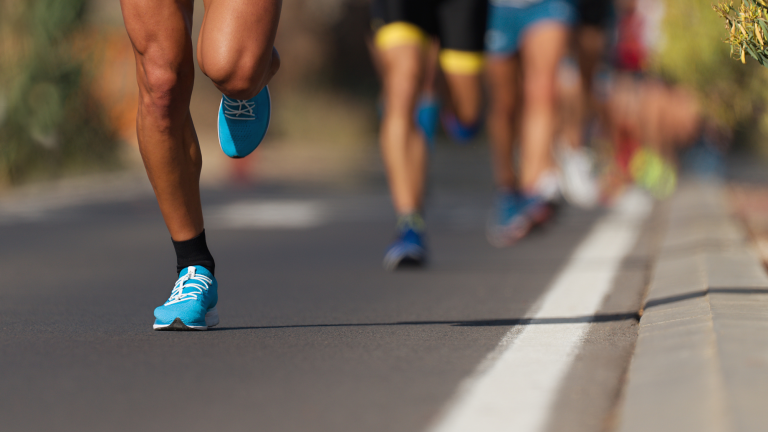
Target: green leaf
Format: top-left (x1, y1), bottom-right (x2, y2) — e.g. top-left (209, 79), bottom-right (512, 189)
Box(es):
top-left (758, 19), bottom-right (768, 38)
top-left (746, 44), bottom-right (762, 61)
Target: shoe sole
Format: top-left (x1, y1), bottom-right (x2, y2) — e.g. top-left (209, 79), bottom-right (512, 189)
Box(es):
top-left (217, 87), bottom-right (271, 159)
top-left (487, 202), bottom-right (558, 248)
top-left (385, 255), bottom-right (427, 271)
top-left (487, 220), bottom-right (532, 248)
top-left (383, 253), bottom-right (427, 271)
top-left (153, 307), bottom-right (219, 331)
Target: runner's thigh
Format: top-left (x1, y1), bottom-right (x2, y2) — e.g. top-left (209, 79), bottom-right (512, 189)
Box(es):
top-left (197, 0), bottom-right (281, 79)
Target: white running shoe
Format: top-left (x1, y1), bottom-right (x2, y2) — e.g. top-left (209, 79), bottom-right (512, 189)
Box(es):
top-left (556, 146), bottom-right (599, 209)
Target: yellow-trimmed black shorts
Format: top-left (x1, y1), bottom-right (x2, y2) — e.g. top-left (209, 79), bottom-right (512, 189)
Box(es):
top-left (371, 0), bottom-right (488, 74)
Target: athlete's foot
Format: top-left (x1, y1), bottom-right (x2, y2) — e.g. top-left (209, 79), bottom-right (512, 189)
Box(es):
top-left (153, 266), bottom-right (219, 331)
top-left (383, 213), bottom-right (428, 271)
top-left (487, 191), bottom-right (555, 248)
top-left (441, 111), bottom-right (481, 144)
top-left (218, 86), bottom-right (271, 158)
top-left (557, 145), bottom-right (599, 209)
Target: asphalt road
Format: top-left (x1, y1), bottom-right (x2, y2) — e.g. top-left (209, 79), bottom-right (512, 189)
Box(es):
top-left (0, 146), bottom-right (654, 432)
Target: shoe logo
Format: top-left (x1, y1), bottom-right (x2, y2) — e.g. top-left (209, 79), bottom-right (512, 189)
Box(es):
top-left (223, 96), bottom-right (256, 121)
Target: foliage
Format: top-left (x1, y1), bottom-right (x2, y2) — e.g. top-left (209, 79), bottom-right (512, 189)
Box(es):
top-left (706, 0), bottom-right (768, 151)
top-left (640, 0), bottom-right (768, 153)
top-left (714, 0), bottom-right (768, 65)
top-left (0, 0), bottom-right (119, 185)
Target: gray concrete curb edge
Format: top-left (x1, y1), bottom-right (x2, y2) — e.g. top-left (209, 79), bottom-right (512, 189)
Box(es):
top-left (616, 180), bottom-right (768, 432)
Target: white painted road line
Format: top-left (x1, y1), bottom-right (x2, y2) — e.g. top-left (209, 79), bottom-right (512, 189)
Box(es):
top-left (206, 200), bottom-right (330, 229)
top-left (429, 189), bottom-right (653, 432)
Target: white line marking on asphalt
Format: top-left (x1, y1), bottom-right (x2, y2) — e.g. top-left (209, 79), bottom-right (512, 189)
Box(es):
top-left (429, 188), bottom-right (653, 432)
top-left (207, 200), bottom-right (330, 229)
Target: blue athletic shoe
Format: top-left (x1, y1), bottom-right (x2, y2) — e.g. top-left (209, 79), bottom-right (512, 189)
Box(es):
top-left (378, 95), bottom-right (440, 150)
top-left (487, 192), bottom-right (555, 247)
top-left (218, 86), bottom-right (271, 158)
top-left (416, 96), bottom-right (440, 149)
top-left (153, 266), bottom-right (219, 331)
top-left (441, 111), bottom-right (482, 144)
top-left (383, 214), bottom-right (428, 271)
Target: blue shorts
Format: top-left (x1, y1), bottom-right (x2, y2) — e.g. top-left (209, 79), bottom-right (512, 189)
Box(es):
top-left (485, 0), bottom-right (576, 55)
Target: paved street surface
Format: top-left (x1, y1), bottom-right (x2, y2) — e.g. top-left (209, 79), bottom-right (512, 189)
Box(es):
top-left (0, 145), bottom-right (666, 432)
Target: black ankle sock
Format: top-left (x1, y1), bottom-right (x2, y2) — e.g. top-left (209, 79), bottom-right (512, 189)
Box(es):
top-left (172, 230), bottom-right (215, 275)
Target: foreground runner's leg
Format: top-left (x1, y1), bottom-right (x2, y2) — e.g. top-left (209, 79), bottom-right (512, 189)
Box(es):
top-left (120, 0), bottom-right (280, 330)
top-left (198, 0), bottom-right (281, 158)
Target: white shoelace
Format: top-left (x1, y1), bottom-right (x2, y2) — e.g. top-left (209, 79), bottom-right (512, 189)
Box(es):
top-left (164, 267), bottom-right (213, 305)
top-left (223, 96), bottom-right (256, 120)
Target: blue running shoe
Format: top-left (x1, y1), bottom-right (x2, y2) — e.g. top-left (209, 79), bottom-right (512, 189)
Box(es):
top-left (487, 192), bottom-right (555, 248)
top-left (153, 266), bottom-right (219, 331)
top-left (416, 96), bottom-right (440, 149)
top-left (218, 86), bottom-right (271, 158)
top-left (441, 111), bottom-right (482, 144)
top-left (378, 95), bottom-right (440, 150)
top-left (518, 194), bottom-right (557, 227)
top-left (383, 214), bottom-right (428, 271)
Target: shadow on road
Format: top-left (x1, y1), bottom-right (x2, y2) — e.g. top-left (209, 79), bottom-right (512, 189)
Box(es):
top-left (209, 312), bottom-right (642, 332)
top-left (643, 288), bottom-right (768, 310)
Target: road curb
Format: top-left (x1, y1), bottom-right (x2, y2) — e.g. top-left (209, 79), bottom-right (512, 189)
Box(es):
top-left (616, 180), bottom-right (768, 432)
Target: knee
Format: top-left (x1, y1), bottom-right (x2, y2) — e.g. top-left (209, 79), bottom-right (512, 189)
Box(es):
top-left (385, 55), bottom-right (421, 91)
top-left (524, 77), bottom-right (557, 110)
top-left (203, 47), bottom-right (279, 100)
top-left (139, 60), bottom-right (194, 120)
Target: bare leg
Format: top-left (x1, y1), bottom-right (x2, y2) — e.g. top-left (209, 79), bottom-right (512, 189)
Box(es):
top-left (486, 56), bottom-right (520, 190)
top-left (121, 0), bottom-right (282, 243)
top-left (379, 45), bottom-right (428, 214)
top-left (121, 0), bottom-right (202, 242)
top-left (198, 0), bottom-right (281, 100)
top-left (442, 73), bottom-right (484, 126)
top-left (422, 38), bottom-right (441, 98)
top-left (557, 25), bottom-right (606, 151)
top-left (577, 25), bottom-right (605, 115)
top-left (557, 61), bottom-right (584, 150)
top-left (519, 23), bottom-right (568, 191)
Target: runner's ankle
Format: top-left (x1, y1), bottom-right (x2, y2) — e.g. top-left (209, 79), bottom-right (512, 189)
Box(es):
top-left (172, 229), bottom-right (215, 275)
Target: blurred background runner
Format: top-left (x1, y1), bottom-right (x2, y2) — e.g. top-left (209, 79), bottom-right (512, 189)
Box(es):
top-left (365, 0), bottom-right (706, 253)
top-left (557, 0), bottom-right (701, 203)
top-left (484, 0), bottom-right (576, 247)
top-left (368, 0), bottom-right (488, 270)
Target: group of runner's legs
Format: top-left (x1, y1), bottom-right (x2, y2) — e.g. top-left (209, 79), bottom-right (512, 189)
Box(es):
top-left (118, 0), bottom-right (698, 330)
top-left (374, 0), bottom-right (609, 265)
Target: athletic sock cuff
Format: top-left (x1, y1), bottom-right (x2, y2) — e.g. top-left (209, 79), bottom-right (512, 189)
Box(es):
top-left (397, 212), bottom-right (426, 233)
top-left (172, 230), bottom-right (216, 275)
